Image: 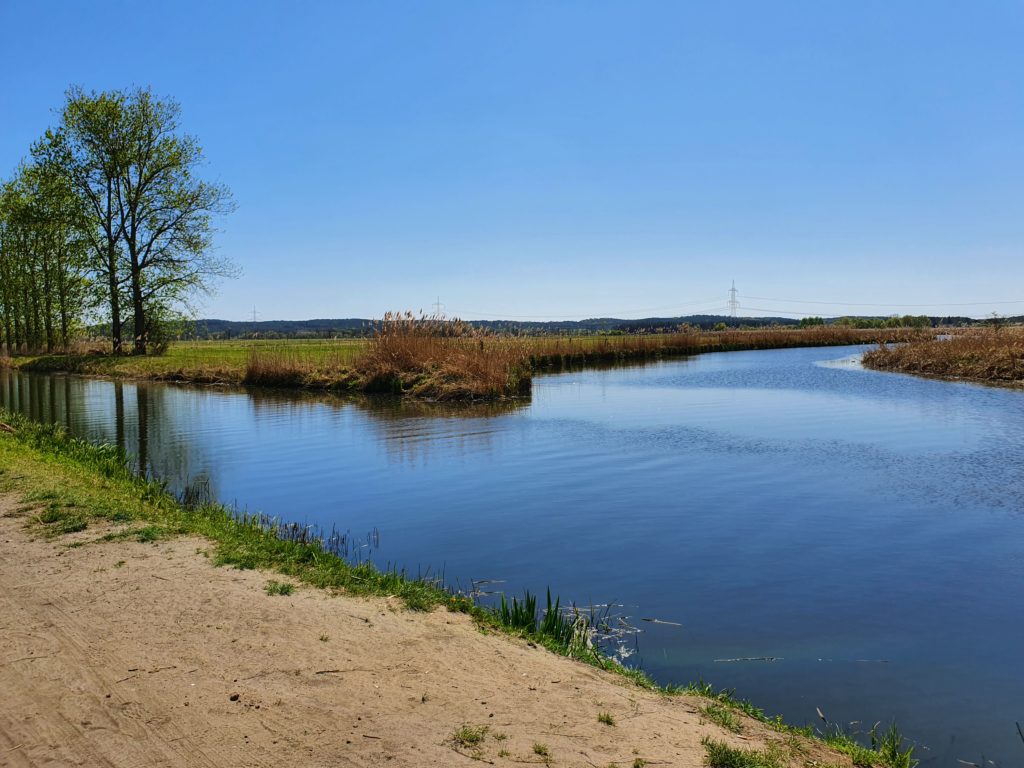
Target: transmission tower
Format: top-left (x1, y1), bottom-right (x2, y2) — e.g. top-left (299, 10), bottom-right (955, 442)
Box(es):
top-left (727, 281), bottom-right (740, 317)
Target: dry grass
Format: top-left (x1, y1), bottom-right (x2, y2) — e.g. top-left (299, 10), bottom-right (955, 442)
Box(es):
top-left (862, 327), bottom-right (1024, 384)
top-left (354, 312), bottom-right (532, 400)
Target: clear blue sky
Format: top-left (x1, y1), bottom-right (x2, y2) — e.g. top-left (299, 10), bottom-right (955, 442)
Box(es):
top-left (2, 1), bottom-right (1022, 321)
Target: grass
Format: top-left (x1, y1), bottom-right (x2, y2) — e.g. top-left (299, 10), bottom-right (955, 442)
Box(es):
top-left (818, 719), bottom-right (918, 768)
top-left (453, 725), bottom-right (488, 748)
top-left (702, 738), bottom-right (783, 768)
top-left (701, 702), bottom-right (744, 733)
top-left (862, 326), bottom-right (1024, 384)
top-left (532, 742), bottom-right (549, 756)
top-left (264, 580), bottom-right (295, 596)
top-left (0, 407), bottom-right (919, 768)
top-left (3, 321), bottom-right (929, 401)
top-left (598, 711), bottom-right (616, 726)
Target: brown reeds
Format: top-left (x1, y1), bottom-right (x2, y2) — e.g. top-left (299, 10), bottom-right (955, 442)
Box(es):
top-left (862, 327), bottom-right (1024, 384)
top-left (355, 312), bottom-right (531, 400)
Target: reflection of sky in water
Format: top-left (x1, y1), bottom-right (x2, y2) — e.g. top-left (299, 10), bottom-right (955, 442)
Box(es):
top-left (3, 345), bottom-right (1024, 766)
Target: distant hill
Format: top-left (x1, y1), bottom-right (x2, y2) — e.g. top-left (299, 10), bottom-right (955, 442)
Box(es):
top-left (181, 314), bottom-right (980, 340)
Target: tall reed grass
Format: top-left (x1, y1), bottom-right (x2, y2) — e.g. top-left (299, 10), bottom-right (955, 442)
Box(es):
top-left (862, 327), bottom-right (1024, 383)
top-left (354, 311), bottom-right (531, 400)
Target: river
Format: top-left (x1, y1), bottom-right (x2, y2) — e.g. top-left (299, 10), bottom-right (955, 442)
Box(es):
top-left (3, 344), bottom-right (1022, 766)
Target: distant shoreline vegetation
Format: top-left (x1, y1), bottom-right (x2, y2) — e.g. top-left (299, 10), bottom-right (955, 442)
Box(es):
top-left (4, 316), bottom-right (930, 400)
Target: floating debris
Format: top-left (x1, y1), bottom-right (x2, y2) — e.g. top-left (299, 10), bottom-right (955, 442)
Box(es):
top-left (714, 656), bottom-right (781, 663)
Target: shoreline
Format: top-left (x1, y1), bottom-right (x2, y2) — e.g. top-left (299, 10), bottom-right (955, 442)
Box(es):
top-left (0, 410), bottom-right (914, 767)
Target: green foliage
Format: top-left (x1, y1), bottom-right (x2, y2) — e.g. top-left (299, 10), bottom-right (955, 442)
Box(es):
top-left (598, 711), bottom-right (616, 726)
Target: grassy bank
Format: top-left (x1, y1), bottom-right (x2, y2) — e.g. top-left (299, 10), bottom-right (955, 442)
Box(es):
top-left (0, 407), bottom-right (917, 767)
top-left (862, 328), bottom-right (1024, 385)
top-left (4, 322), bottom-right (930, 400)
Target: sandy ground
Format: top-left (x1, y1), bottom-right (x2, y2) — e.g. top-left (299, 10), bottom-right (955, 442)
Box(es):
top-left (0, 494), bottom-right (833, 768)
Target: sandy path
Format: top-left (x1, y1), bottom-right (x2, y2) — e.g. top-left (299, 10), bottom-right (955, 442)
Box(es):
top-left (0, 494), bottom-right (815, 768)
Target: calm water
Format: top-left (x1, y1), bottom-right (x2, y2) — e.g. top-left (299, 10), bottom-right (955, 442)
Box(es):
top-left (3, 345), bottom-right (1023, 766)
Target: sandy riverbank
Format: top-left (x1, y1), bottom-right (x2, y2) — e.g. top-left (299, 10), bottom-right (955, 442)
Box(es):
top-left (0, 492), bottom-right (853, 768)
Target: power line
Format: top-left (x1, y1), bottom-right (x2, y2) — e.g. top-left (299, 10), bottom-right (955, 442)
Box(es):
top-left (460, 298), bottom-right (725, 320)
top-left (741, 294), bottom-right (1024, 309)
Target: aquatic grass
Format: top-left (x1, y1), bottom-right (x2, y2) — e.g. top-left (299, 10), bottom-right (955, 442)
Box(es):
top-left (815, 709), bottom-right (918, 768)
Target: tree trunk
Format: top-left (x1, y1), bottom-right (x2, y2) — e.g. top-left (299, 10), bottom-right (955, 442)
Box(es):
top-left (107, 240), bottom-right (122, 354)
top-left (131, 260), bottom-right (146, 355)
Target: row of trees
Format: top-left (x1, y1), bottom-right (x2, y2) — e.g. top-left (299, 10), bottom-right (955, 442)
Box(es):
top-left (0, 87), bottom-right (234, 355)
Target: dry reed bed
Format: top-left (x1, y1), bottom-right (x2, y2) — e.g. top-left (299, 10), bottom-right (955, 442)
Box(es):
top-left (862, 327), bottom-right (1024, 383)
top-left (243, 316), bottom-right (929, 400)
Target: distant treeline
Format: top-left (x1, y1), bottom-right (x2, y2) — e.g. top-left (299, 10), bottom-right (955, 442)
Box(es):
top-left (173, 313), bottom-right (985, 340)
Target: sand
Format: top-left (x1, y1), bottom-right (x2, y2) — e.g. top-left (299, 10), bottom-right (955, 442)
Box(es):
top-left (0, 494), bottom-right (840, 767)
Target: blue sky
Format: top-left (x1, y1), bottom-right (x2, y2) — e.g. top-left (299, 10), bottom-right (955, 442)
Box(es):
top-left (2, 1), bottom-right (1022, 321)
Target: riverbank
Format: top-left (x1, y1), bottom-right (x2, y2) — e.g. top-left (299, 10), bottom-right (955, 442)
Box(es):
top-left (3, 326), bottom-right (925, 400)
top-left (861, 328), bottom-right (1024, 386)
top-left (0, 412), bottom-right (913, 767)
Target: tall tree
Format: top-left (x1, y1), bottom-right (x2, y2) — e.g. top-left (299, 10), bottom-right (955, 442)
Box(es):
top-left (41, 88), bottom-right (130, 353)
top-left (112, 88), bottom-right (235, 354)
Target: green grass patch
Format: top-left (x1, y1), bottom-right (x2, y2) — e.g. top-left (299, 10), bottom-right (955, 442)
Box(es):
top-left (701, 702), bottom-right (743, 733)
top-left (598, 710), bottom-right (616, 726)
top-left (453, 725), bottom-right (488, 748)
top-left (264, 580), bottom-right (295, 596)
top-left (702, 738), bottom-right (782, 768)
